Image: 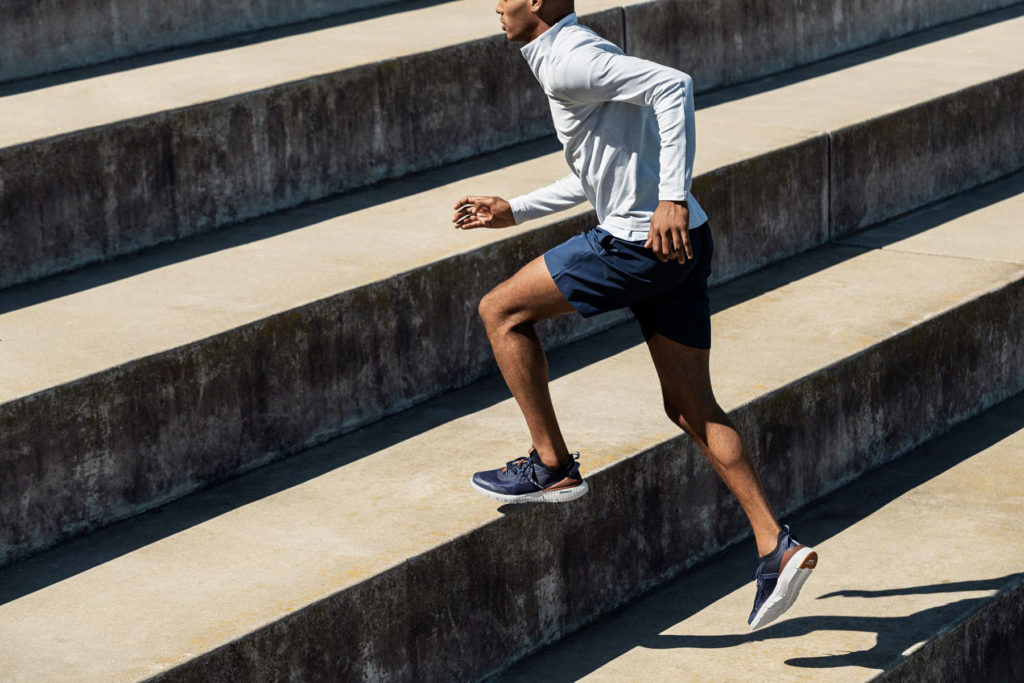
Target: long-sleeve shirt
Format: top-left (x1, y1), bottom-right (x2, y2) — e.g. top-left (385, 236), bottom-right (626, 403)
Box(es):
top-left (509, 12), bottom-right (707, 241)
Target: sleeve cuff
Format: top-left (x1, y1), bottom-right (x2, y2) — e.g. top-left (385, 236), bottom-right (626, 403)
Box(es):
top-left (509, 196), bottom-right (528, 225)
top-left (657, 188), bottom-right (689, 202)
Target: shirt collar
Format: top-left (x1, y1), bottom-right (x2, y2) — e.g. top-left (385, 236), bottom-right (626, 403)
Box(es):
top-left (520, 12), bottom-right (577, 69)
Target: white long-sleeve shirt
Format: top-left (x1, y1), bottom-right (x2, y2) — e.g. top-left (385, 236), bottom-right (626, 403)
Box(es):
top-left (509, 12), bottom-right (707, 241)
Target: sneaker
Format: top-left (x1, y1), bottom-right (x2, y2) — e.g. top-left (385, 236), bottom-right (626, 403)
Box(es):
top-left (470, 449), bottom-right (589, 504)
top-left (748, 525), bottom-right (818, 629)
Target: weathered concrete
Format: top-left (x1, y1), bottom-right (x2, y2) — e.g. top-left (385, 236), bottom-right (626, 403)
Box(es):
top-left (0, 191), bottom-right (1021, 680)
top-left (500, 395), bottom-right (1024, 681)
top-left (3, 6), bottom-right (1022, 289)
top-left (3, 9), bottom-right (1024, 560)
top-left (0, 119), bottom-right (824, 567)
top-left (880, 580), bottom-right (1024, 683)
top-left (830, 74), bottom-right (1024, 237)
top-left (625, 0), bottom-right (1023, 90)
top-left (0, 0), bottom-right (405, 84)
top-left (0, 3), bottom-right (623, 290)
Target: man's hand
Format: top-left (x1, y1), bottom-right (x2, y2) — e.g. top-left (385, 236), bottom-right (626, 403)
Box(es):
top-left (452, 196), bottom-right (515, 230)
top-left (645, 199), bottom-right (691, 263)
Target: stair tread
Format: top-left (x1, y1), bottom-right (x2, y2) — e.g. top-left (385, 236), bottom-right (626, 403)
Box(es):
top-left (0, 7), bottom-right (1020, 151)
top-left (499, 393), bottom-right (1024, 681)
top-left (3, 11), bottom-right (1023, 403)
top-left (0, 0), bottom-right (621, 149)
top-left (0, 181), bottom-right (1020, 680)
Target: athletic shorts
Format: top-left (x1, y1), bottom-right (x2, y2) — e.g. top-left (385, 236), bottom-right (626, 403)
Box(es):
top-left (544, 223), bottom-right (713, 349)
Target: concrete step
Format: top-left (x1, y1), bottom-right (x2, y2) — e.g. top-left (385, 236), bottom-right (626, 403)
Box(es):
top-left (0, 0), bottom-right (404, 84)
top-left (0, 178), bottom-right (1020, 680)
top-left (1, 3), bottom-right (1020, 288)
top-left (2, 9), bottom-right (1024, 565)
top-left (497, 394), bottom-right (1024, 682)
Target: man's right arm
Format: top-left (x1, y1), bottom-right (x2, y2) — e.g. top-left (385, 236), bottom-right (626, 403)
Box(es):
top-left (452, 174), bottom-right (587, 230)
top-left (508, 173), bottom-right (588, 225)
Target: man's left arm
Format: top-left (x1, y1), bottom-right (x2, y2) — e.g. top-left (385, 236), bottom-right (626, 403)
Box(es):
top-left (557, 47), bottom-right (696, 262)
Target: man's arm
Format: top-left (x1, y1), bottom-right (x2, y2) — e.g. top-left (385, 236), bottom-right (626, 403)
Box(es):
top-left (509, 173), bottom-right (587, 225)
top-left (556, 45), bottom-right (697, 262)
top-left (452, 173), bottom-right (586, 230)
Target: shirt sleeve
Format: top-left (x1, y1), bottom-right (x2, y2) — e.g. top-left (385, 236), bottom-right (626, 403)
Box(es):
top-left (552, 45), bottom-right (695, 202)
top-left (508, 173), bottom-right (588, 224)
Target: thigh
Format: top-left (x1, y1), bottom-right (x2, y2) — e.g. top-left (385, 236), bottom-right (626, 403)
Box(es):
top-left (485, 254), bottom-right (576, 323)
top-left (645, 332), bottom-right (719, 420)
top-left (630, 224), bottom-right (713, 349)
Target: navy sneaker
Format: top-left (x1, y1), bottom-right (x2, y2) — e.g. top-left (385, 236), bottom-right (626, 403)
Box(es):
top-left (748, 525), bottom-right (818, 629)
top-left (470, 449), bottom-right (589, 504)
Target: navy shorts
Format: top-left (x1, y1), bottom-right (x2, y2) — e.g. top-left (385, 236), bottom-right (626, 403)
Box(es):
top-left (544, 223), bottom-right (713, 349)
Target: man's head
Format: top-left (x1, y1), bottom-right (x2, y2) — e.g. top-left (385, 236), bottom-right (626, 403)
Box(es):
top-left (495, 0), bottom-right (573, 42)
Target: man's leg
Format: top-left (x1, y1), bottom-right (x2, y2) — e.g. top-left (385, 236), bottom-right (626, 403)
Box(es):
top-left (478, 255), bottom-right (576, 469)
top-left (644, 332), bottom-right (781, 556)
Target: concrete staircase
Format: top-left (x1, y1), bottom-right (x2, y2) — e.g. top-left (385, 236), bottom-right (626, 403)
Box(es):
top-left (0, 0), bottom-right (1022, 679)
top-left (499, 393), bottom-right (1024, 681)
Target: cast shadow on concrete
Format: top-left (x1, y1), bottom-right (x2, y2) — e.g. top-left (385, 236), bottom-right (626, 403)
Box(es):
top-left (3, 4), bottom-right (1021, 316)
top-left (0, 134), bottom-right (561, 316)
top-left (495, 393), bottom-right (1024, 681)
top-left (816, 577), bottom-right (1019, 600)
top-left (651, 578), bottom-right (1022, 671)
top-left (4, 168), bottom-right (1019, 605)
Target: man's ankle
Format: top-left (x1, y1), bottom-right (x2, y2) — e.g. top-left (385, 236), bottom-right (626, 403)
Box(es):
top-left (533, 446), bottom-right (570, 470)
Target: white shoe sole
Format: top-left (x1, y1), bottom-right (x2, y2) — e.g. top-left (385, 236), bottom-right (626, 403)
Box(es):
top-left (470, 478), bottom-right (590, 504)
top-left (749, 545), bottom-right (818, 630)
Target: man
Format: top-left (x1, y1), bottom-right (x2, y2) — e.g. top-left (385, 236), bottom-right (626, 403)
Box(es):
top-left (451, 0), bottom-right (816, 629)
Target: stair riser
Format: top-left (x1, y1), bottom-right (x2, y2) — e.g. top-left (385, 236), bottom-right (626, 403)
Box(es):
top-left (2, 68), bottom-right (1019, 565)
top-left (0, 0), bottom-right (400, 84)
top-left (0, 10), bottom-right (621, 291)
top-left (0, 133), bottom-right (826, 568)
top-left (151, 275), bottom-right (1024, 681)
top-left (831, 74), bottom-right (1024, 238)
top-left (627, 0), bottom-right (1022, 91)
top-left (878, 579), bottom-right (1024, 683)
top-left (4, 4), bottom-right (1017, 290)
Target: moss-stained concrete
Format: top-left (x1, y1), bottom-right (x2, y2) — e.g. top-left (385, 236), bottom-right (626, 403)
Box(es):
top-left (147, 264), bottom-right (1024, 682)
top-left (0, 7), bottom-right (622, 289)
top-left (625, 0), bottom-right (1022, 90)
top-left (500, 395), bottom-right (1024, 681)
top-left (830, 73), bottom-right (1024, 238)
top-left (3, 5), bottom-right (1022, 289)
top-left (880, 579), bottom-right (1024, 683)
top-left (0, 0), bottom-right (412, 84)
top-left (0, 130), bottom-right (826, 567)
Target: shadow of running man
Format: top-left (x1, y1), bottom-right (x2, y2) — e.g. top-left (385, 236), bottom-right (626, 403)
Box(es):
top-left (645, 573), bottom-right (1023, 671)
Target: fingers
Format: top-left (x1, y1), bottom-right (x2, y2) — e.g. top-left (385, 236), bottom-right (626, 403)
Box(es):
top-left (650, 231), bottom-right (669, 262)
top-left (671, 227), bottom-right (693, 263)
top-left (452, 196), bottom-right (484, 210)
top-left (648, 226), bottom-right (693, 263)
top-left (452, 198), bottom-right (483, 228)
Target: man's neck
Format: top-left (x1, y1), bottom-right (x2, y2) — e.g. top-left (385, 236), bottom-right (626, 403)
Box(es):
top-left (524, 10), bottom-right (573, 43)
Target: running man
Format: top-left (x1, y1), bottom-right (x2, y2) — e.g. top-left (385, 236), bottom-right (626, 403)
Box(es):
top-left (451, 0), bottom-right (816, 629)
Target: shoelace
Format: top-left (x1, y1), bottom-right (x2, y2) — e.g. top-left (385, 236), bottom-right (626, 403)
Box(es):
top-left (503, 457), bottom-right (543, 489)
top-left (504, 457), bottom-right (532, 476)
top-left (504, 451), bottom-right (581, 488)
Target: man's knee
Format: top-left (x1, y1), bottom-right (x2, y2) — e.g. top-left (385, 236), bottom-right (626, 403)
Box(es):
top-left (663, 395), bottom-right (721, 448)
top-left (477, 288), bottom-right (501, 328)
top-left (664, 398), bottom-right (697, 436)
top-left (478, 286), bottom-right (524, 332)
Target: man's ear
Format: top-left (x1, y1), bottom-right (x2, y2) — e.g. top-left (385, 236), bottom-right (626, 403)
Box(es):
top-left (529, 0), bottom-right (544, 15)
